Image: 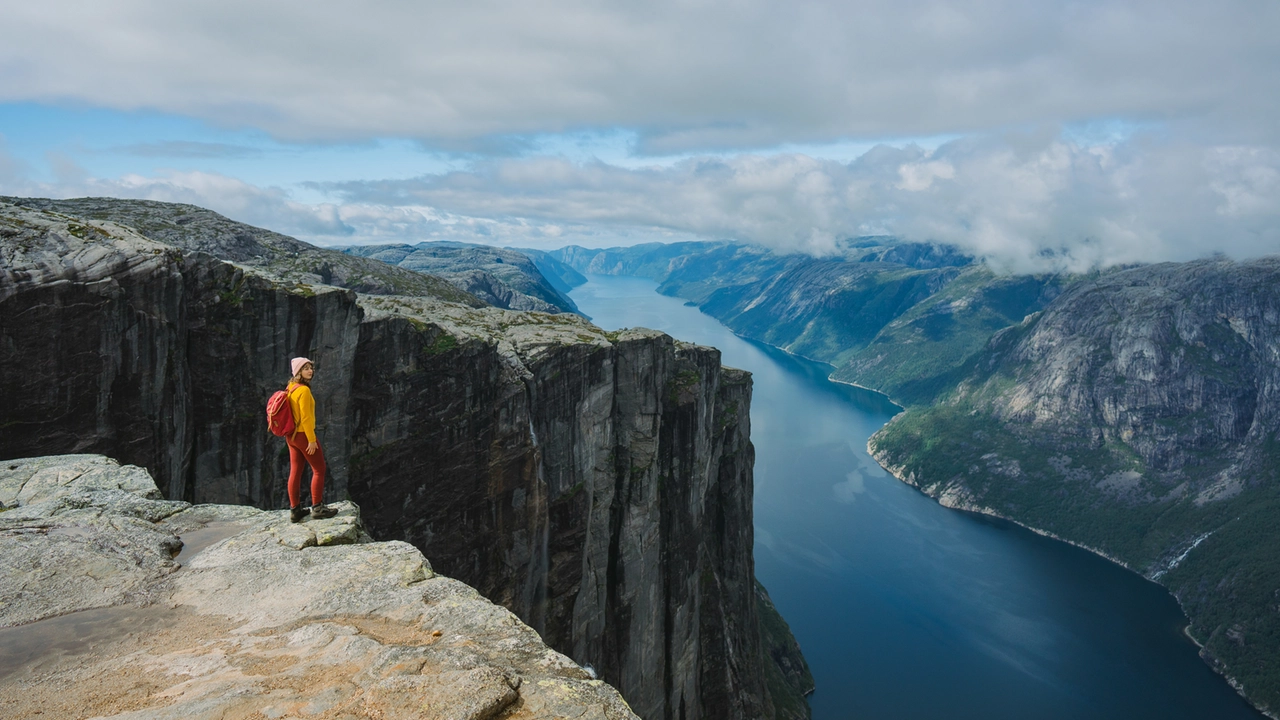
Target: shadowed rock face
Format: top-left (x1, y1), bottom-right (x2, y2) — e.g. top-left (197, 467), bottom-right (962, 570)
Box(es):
top-left (0, 199), bottom-right (794, 719)
top-left (0, 206), bottom-right (364, 505)
top-left (350, 302), bottom-right (765, 718)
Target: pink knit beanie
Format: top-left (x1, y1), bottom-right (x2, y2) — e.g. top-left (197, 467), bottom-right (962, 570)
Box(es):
top-left (290, 357), bottom-right (313, 377)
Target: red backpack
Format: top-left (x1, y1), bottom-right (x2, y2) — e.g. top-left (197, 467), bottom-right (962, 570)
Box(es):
top-left (266, 384), bottom-right (296, 437)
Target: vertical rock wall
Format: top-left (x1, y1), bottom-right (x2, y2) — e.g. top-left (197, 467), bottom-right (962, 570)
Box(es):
top-left (349, 305), bottom-right (768, 719)
top-left (0, 245), bottom-right (362, 507)
top-left (1, 209), bottom-right (779, 719)
top-left (0, 229), bottom-right (192, 496)
top-left (179, 258), bottom-right (365, 507)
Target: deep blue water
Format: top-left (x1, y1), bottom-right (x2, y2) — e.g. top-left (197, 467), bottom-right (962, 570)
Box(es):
top-left (570, 274), bottom-right (1265, 720)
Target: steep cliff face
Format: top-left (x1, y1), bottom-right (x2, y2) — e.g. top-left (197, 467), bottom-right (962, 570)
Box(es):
top-left (519, 248), bottom-right (589, 297)
top-left (870, 258), bottom-right (1280, 715)
top-left (351, 298), bottom-right (766, 718)
top-left (0, 206), bottom-right (367, 505)
top-left (754, 581), bottom-right (815, 720)
top-left (0, 199), bottom-right (791, 719)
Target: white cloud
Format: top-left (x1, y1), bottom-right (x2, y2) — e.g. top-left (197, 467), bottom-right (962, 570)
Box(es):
top-left (0, 164), bottom-right (353, 238)
top-left (0, 154), bottom-right (691, 250)
top-left (4, 130), bottom-right (1277, 271)
top-left (3, 0), bottom-right (1273, 270)
top-left (897, 161), bottom-right (955, 191)
top-left (1, 0), bottom-right (1276, 149)
top-left (319, 132), bottom-right (1280, 271)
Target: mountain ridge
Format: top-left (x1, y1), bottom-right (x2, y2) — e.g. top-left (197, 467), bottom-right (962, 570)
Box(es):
top-left (545, 239), bottom-right (1280, 716)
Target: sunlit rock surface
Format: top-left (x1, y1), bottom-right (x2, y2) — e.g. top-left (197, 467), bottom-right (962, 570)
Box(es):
top-left (0, 454), bottom-right (638, 720)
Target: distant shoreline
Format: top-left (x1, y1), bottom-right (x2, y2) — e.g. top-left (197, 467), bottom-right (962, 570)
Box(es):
top-left (712, 316), bottom-right (1275, 720)
top-left (867, 437), bottom-right (1276, 720)
top-left (601, 272), bottom-right (1275, 719)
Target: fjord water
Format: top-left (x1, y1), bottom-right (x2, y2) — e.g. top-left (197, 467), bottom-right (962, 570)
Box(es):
top-left (570, 275), bottom-right (1264, 720)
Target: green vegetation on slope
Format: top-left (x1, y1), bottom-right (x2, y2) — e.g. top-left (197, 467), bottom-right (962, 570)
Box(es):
top-left (833, 269), bottom-right (1069, 405)
top-left (1169, 475), bottom-right (1280, 712)
top-left (871, 399), bottom-right (1280, 715)
top-left (700, 263), bottom-right (966, 365)
top-left (871, 399), bottom-right (1222, 567)
top-left (550, 239), bottom-right (1065, 402)
top-left (867, 258), bottom-right (1280, 715)
top-left (557, 240), bottom-right (1280, 716)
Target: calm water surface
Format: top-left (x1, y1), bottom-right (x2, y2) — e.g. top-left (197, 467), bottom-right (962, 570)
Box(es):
top-left (570, 275), bottom-right (1264, 720)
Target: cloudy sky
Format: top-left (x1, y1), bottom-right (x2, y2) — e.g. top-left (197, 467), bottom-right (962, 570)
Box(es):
top-left (1, 0), bottom-right (1277, 270)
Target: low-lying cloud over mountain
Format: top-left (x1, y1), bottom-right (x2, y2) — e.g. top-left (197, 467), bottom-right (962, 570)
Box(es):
top-left (316, 132), bottom-right (1280, 271)
top-left (9, 130), bottom-right (1271, 273)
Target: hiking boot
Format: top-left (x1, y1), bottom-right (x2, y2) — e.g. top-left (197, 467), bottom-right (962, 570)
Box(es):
top-left (290, 505), bottom-right (307, 523)
top-left (310, 503), bottom-right (338, 520)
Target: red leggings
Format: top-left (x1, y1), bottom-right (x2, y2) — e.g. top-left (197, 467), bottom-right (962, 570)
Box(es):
top-left (286, 433), bottom-right (326, 508)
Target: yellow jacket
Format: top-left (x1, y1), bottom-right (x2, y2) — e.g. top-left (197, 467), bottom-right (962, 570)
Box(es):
top-left (287, 383), bottom-right (317, 443)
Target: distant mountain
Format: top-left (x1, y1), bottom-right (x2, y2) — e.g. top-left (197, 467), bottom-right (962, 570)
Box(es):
top-left (550, 239), bottom-right (1063, 405)
top-left (340, 242), bottom-right (580, 314)
top-left (552, 239), bottom-right (1280, 716)
top-left (869, 258), bottom-right (1280, 714)
top-left (551, 241), bottom-right (715, 279)
top-left (516, 248), bottom-right (587, 297)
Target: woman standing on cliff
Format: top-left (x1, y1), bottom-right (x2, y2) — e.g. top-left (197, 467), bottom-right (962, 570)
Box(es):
top-left (285, 357), bottom-right (338, 523)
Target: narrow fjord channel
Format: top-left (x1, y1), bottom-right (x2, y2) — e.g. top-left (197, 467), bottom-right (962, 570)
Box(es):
top-left (570, 275), bottom-right (1265, 720)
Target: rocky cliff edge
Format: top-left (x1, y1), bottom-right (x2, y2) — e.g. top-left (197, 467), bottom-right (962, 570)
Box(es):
top-left (0, 454), bottom-right (638, 720)
top-left (0, 198), bottom-right (807, 719)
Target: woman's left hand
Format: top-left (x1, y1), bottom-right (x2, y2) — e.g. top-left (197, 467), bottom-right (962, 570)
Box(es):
top-left (306, 441), bottom-right (319, 456)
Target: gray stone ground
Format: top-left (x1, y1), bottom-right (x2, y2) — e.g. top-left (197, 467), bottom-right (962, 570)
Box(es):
top-left (0, 455), bottom-right (637, 720)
